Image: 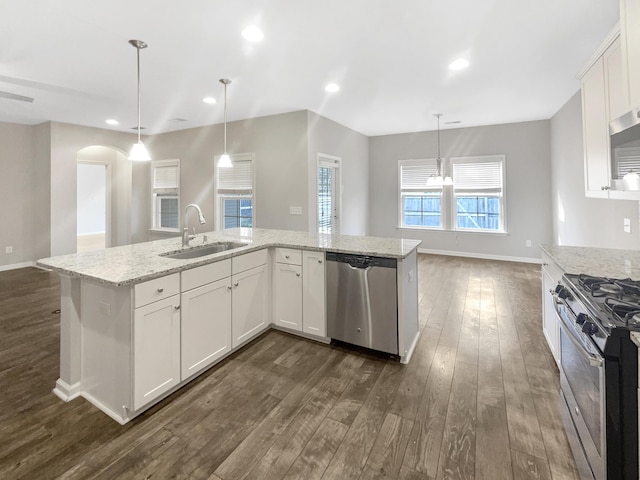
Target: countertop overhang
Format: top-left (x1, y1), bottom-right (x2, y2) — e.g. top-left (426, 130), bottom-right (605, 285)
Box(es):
top-left (37, 228), bottom-right (422, 286)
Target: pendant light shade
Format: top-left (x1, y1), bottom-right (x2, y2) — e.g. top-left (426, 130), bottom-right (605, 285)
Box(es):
top-left (427, 113), bottom-right (453, 186)
top-left (218, 78), bottom-right (233, 168)
top-left (128, 39), bottom-right (151, 161)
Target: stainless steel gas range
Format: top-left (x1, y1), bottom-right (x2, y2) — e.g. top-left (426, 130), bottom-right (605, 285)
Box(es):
top-left (554, 274), bottom-right (639, 480)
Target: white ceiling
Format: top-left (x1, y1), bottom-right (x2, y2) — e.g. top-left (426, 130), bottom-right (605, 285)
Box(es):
top-left (0, 0), bottom-right (619, 136)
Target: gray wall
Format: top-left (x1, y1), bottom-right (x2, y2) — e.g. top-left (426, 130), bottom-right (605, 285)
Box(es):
top-left (550, 92), bottom-right (639, 249)
top-left (369, 120), bottom-right (554, 260)
top-left (148, 111), bottom-right (310, 233)
top-left (0, 122), bottom-right (36, 267)
top-left (307, 111), bottom-right (370, 235)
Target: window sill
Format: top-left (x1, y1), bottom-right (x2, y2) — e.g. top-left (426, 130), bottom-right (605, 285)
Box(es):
top-left (148, 228), bottom-right (180, 234)
top-left (397, 226), bottom-right (508, 236)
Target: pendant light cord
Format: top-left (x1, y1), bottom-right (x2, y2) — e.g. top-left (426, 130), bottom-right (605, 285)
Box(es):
top-left (223, 81), bottom-right (227, 153)
top-left (435, 113), bottom-right (442, 175)
top-left (136, 46), bottom-right (142, 143)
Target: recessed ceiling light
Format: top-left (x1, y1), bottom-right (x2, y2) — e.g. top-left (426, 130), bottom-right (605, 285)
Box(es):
top-left (325, 83), bottom-right (340, 93)
top-left (105, 119), bottom-right (119, 125)
top-left (242, 25), bottom-right (264, 43)
top-left (448, 58), bottom-right (469, 71)
top-left (202, 97), bottom-right (216, 104)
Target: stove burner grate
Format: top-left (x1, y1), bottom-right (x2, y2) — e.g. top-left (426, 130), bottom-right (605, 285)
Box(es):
top-left (604, 297), bottom-right (640, 327)
top-left (578, 274), bottom-right (640, 300)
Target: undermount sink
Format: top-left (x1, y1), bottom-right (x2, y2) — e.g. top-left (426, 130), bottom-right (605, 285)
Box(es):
top-left (160, 242), bottom-right (246, 259)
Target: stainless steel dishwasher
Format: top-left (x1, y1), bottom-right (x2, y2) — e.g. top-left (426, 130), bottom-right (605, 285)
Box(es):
top-left (326, 252), bottom-right (398, 355)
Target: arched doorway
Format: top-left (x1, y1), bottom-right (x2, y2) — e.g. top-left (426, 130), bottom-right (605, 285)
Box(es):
top-left (76, 146), bottom-right (129, 252)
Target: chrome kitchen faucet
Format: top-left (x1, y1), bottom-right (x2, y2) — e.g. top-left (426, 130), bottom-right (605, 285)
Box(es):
top-left (182, 204), bottom-right (206, 247)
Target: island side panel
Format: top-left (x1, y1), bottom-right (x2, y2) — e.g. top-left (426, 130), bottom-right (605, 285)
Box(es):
top-left (398, 249), bottom-right (419, 364)
top-left (53, 274), bottom-right (82, 401)
top-left (81, 281), bottom-right (133, 423)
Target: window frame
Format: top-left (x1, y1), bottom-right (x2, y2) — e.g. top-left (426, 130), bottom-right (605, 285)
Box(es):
top-left (215, 153), bottom-right (255, 231)
top-left (398, 159), bottom-right (446, 230)
top-left (150, 159), bottom-right (180, 232)
top-left (397, 155), bottom-right (507, 234)
top-left (451, 155), bottom-right (506, 234)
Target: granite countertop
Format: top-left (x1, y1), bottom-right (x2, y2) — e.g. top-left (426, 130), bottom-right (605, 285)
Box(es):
top-left (37, 228), bottom-right (422, 286)
top-left (540, 244), bottom-right (640, 280)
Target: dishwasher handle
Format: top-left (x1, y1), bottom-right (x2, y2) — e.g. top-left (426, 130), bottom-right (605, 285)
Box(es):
top-left (326, 252), bottom-right (396, 269)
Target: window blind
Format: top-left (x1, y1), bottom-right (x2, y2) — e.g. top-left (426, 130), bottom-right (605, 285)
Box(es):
top-left (153, 164), bottom-right (179, 189)
top-left (400, 160), bottom-right (439, 190)
top-left (453, 160), bottom-right (503, 193)
top-left (218, 158), bottom-right (253, 194)
top-left (615, 147), bottom-right (640, 179)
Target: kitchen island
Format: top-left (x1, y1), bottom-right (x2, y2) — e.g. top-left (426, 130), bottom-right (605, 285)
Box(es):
top-left (38, 228), bottom-right (421, 423)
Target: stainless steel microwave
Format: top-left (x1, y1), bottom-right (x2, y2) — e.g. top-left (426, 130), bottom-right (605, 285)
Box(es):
top-left (610, 107), bottom-right (640, 190)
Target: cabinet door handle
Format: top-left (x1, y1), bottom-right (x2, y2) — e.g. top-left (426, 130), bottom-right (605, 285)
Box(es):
top-left (285, 255), bottom-right (290, 259)
top-left (548, 289), bottom-right (555, 294)
top-left (318, 259), bottom-right (322, 264)
top-left (174, 305), bottom-right (181, 310)
top-left (601, 185), bottom-right (610, 190)
top-left (234, 282), bottom-right (239, 287)
top-left (542, 262), bottom-right (548, 266)
top-left (227, 286), bottom-right (232, 290)
top-left (157, 288), bottom-right (164, 293)
top-left (296, 273), bottom-right (301, 277)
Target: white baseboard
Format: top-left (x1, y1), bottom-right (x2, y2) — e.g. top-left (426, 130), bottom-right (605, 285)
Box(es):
top-left (417, 248), bottom-right (541, 264)
top-left (53, 378), bottom-right (82, 402)
top-left (0, 261), bottom-right (35, 272)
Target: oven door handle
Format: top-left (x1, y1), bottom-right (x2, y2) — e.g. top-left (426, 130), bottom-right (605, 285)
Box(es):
top-left (556, 309), bottom-right (604, 368)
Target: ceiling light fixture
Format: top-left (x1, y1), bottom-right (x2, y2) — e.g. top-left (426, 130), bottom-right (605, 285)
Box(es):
top-left (128, 39), bottom-right (151, 161)
top-left (448, 58), bottom-right (469, 71)
top-left (325, 83), bottom-right (340, 93)
top-left (105, 119), bottom-right (119, 125)
top-left (202, 96), bottom-right (216, 104)
top-left (242, 25), bottom-right (264, 43)
top-left (218, 78), bottom-right (233, 168)
top-left (427, 114), bottom-right (453, 187)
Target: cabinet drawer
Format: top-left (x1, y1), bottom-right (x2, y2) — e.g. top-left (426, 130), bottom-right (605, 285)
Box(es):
top-left (134, 273), bottom-right (180, 308)
top-left (182, 259), bottom-right (231, 292)
top-left (275, 248), bottom-right (302, 265)
top-left (232, 249), bottom-right (268, 274)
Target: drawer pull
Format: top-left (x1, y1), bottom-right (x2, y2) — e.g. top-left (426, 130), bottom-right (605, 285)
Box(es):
top-left (174, 305), bottom-right (181, 310)
top-left (157, 288), bottom-right (164, 293)
top-left (285, 255), bottom-right (290, 259)
top-left (227, 286), bottom-right (232, 290)
top-left (318, 259), bottom-right (322, 264)
top-left (296, 273), bottom-right (301, 277)
top-left (234, 282), bottom-right (239, 287)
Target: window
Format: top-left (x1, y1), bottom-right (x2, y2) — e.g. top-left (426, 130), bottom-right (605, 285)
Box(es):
top-left (318, 155), bottom-right (341, 234)
top-left (399, 160), bottom-right (442, 228)
top-left (151, 159), bottom-right (180, 231)
top-left (452, 156), bottom-right (505, 232)
top-left (398, 155), bottom-right (506, 232)
top-left (217, 153), bottom-right (253, 229)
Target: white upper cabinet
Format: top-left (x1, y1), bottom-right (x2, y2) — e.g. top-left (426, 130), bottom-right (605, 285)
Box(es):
top-left (620, 0), bottom-right (640, 109)
top-left (605, 36), bottom-right (631, 120)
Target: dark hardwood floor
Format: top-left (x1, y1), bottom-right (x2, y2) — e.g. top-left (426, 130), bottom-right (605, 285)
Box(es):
top-left (0, 255), bottom-right (579, 479)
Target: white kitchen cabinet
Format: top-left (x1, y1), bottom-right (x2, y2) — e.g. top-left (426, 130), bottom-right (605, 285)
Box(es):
top-left (274, 262), bottom-right (303, 331)
top-left (302, 250), bottom-right (326, 337)
top-left (133, 294), bottom-right (181, 410)
top-left (541, 253), bottom-right (562, 367)
top-left (581, 54), bottom-right (611, 198)
top-left (232, 264), bottom-right (268, 348)
top-left (605, 36), bottom-right (631, 121)
top-left (620, 0), bottom-right (640, 109)
top-left (181, 277), bottom-right (232, 381)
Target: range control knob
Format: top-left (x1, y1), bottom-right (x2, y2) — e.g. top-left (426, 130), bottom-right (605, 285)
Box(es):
top-left (582, 321), bottom-right (599, 336)
top-left (576, 313), bottom-right (588, 325)
top-left (556, 286), bottom-right (571, 300)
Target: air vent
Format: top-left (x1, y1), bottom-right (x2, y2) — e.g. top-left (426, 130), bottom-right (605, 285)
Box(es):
top-left (445, 120), bottom-right (461, 125)
top-left (170, 118), bottom-right (188, 123)
top-left (0, 91), bottom-right (34, 102)
top-left (130, 126), bottom-right (146, 130)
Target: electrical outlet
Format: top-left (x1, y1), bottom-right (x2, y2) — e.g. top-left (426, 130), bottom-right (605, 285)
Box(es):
top-left (525, 240), bottom-right (532, 248)
top-left (624, 218), bottom-right (631, 234)
top-left (5, 246), bottom-right (12, 254)
top-left (289, 206), bottom-right (302, 215)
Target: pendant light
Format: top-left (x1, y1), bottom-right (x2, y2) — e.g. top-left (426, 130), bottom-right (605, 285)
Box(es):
top-left (128, 39), bottom-right (151, 161)
top-left (427, 113), bottom-right (453, 186)
top-left (217, 78), bottom-right (233, 168)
